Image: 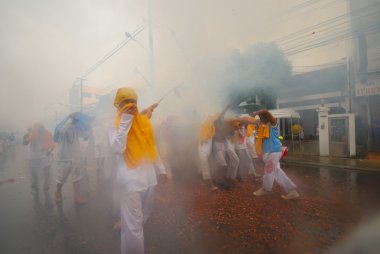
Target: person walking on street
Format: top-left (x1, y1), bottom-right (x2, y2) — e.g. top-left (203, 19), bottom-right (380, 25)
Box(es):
top-left (235, 123), bottom-right (259, 181)
top-left (211, 105), bottom-right (239, 190)
top-left (23, 123), bottom-right (55, 192)
top-left (252, 109), bottom-right (299, 200)
top-left (198, 114), bottom-right (219, 191)
top-left (54, 112), bottom-right (91, 204)
top-left (109, 87), bottom-right (168, 254)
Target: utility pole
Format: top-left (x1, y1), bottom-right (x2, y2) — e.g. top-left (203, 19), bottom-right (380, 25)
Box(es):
top-left (148, 0), bottom-right (155, 87)
top-left (346, 56), bottom-right (351, 113)
top-left (79, 78), bottom-right (84, 112)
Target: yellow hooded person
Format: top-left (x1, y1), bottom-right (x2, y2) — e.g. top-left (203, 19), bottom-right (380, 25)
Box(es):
top-left (114, 87), bottom-right (157, 169)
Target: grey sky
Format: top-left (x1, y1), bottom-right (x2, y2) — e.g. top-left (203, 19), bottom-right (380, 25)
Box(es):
top-left (0, 0), bottom-right (304, 131)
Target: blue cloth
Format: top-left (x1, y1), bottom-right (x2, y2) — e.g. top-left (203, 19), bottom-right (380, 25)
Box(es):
top-left (53, 112), bottom-right (92, 142)
top-left (262, 124), bottom-right (282, 153)
top-left (71, 112), bottom-right (92, 132)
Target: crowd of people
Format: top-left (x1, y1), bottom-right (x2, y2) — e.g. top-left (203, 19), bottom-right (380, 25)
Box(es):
top-left (19, 87), bottom-right (299, 254)
top-left (197, 105), bottom-right (299, 199)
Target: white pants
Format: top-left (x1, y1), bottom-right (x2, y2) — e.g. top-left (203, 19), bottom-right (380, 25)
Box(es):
top-left (29, 159), bottom-right (50, 190)
top-left (120, 186), bottom-right (155, 254)
top-left (225, 149), bottom-right (239, 179)
top-left (213, 142), bottom-right (227, 167)
top-left (236, 148), bottom-right (257, 177)
top-left (198, 141), bottom-right (212, 180)
top-left (56, 161), bottom-right (82, 184)
top-left (247, 141), bottom-right (258, 159)
top-left (199, 152), bottom-right (212, 180)
top-left (262, 152), bottom-right (296, 193)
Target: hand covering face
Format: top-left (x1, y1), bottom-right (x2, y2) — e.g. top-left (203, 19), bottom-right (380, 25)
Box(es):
top-left (114, 87), bottom-right (157, 169)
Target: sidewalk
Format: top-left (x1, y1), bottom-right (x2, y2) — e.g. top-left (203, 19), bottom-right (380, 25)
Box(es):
top-left (282, 140), bottom-right (380, 172)
top-left (284, 153), bottom-right (380, 172)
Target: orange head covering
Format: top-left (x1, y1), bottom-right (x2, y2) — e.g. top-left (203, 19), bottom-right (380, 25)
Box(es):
top-left (114, 87), bottom-right (157, 169)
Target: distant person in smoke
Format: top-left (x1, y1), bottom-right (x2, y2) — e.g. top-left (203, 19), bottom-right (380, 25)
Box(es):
top-left (211, 104), bottom-right (240, 190)
top-left (252, 109), bottom-right (299, 200)
top-left (109, 87), bottom-right (167, 254)
top-left (23, 123), bottom-right (55, 191)
top-left (53, 112), bottom-right (92, 204)
top-left (157, 115), bottom-right (178, 179)
top-left (198, 114), bottom-right (219, 191)
top-left (235, 120), bottom-right (260, 182)
top-left (373, 113), bottom-right (380, 150)
top-left (245, 119), bottom-right (261, 173)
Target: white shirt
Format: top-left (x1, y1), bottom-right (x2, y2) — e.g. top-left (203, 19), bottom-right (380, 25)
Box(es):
top-left (108, 114), bottom-right (165, 195)
top-left (55, 122), bottom-right (81, 166)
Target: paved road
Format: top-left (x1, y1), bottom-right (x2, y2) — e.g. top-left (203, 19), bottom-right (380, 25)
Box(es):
top-left (1, 146), bottom-right (380, 254)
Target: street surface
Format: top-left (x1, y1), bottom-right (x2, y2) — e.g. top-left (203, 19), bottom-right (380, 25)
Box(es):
top-left (1, 145), bottom-right (380, 254)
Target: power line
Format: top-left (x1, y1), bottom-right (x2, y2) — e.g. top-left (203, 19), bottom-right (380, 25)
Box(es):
top-left (276, 5), bottom-right (380, 56)
top-left (276, 0), bottom-right (341, 19)
top-left (284, 23), bottom-right (379, 56)
top-left (80, 22), bottom-right (146, 79)
top-left (275, 2), bottom-right (378, 45)
top-left (281, 9), bottom-right (379, 49)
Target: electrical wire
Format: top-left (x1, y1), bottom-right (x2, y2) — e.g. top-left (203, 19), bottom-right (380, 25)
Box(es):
top-left (80, 22), bottom-right (146, 79)
top-left (276, 2), bottom-right (379, 45)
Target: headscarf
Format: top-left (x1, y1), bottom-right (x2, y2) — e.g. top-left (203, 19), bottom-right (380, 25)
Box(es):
top-left (114, 87), bottom-right (137, 108)
top-left (28, 123), bottom-right (55, 151)
top-left (256, 122), bottom-right (270, 156)
top-left (53, 112), bottom-right (92, 142)
top-left (71, 112), bottom-right (92, 132)
top-left (114, 87), bottom-right (157, 169)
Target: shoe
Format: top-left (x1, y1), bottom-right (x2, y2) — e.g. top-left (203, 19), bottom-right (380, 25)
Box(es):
top-left (281, 190), bottom-right (300, 200)
top-left (210, 185), bottom-right (218, 191)
top-left (253, 188), bottom-right (268, 196)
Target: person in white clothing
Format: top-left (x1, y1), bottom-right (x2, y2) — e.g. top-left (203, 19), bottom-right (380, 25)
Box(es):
top-left (235, 124), bottom-right (259, 181)
top-left (23, 123), bottom-right (55, 191)
top-left (198, 115), bottom-right (220, 191)
top-left (252, 109), bottom-right (299, 200)
top-left (109, 87), bottom-right (168, 254)
top-left (54, 112), bottom-right (92, 204)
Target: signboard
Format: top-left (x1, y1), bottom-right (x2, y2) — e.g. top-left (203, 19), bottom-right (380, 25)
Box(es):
top-left (355, 78), bottom-right (380, 96)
